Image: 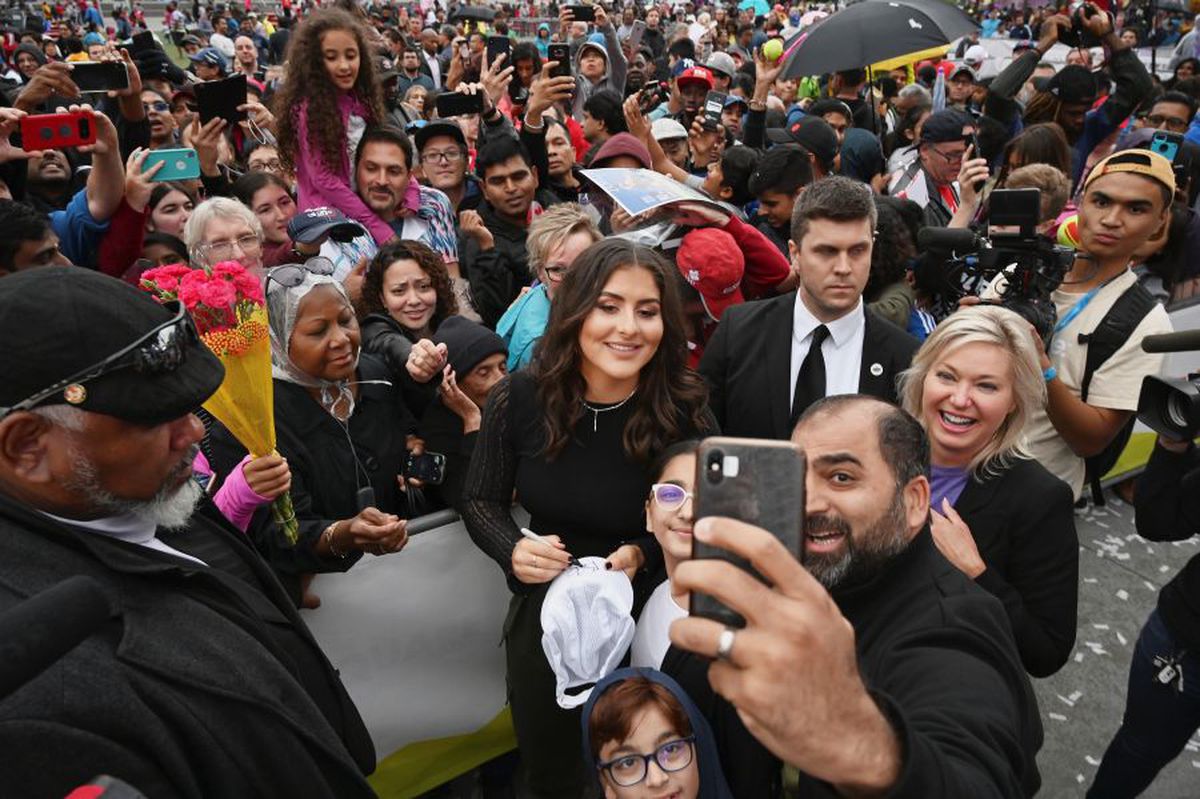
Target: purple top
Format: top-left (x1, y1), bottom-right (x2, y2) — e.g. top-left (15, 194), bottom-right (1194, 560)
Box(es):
top-left (930, 464), bottom-right (971, 512)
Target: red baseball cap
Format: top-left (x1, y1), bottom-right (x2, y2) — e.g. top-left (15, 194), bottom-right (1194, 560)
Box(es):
top-left (677, 65), bottom-right (715, 91)
top-left (676, 228), bottom-right (745, 322)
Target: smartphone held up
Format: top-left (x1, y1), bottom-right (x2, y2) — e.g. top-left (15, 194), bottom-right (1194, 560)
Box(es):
top-left (689, 438), bottom-right (806, 629)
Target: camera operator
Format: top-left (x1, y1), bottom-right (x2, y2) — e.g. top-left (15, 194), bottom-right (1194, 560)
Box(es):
top-left (1087, 431), bottom-right (1200, 797)
top-left (986, 150), bottom-right (1175, 501)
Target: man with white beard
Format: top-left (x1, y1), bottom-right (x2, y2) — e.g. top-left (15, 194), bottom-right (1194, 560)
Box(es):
top-left (0, 268), bottom-right (377, 798)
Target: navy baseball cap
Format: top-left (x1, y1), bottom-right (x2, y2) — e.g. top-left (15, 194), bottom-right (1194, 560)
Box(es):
top-left (287, 207), bottom-right (365, 245)
top-left (188, 47), bottom-right (227, 71)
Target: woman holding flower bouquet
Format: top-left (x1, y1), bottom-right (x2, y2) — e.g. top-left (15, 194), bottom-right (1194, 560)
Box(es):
top-left (210, 258), bottom-right (421, 606)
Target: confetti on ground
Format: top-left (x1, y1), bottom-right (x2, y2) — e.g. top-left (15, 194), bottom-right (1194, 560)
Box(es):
top-left (1116, 589), bottom-right (1129, 601)
top-left (1093, 623), bottom-right (1109, 630)
top-left (1096, 521), bottom-right (1109, 529)
top-left (1085, 756), bottom-right (1101, 766)
top-left (1193, 761), bottom-right (1200, 770)
top-left (1049, 712), bottom-right (1068, 721)
top-left (1057, 694), bottom-right (1076, 707)
top-left (1161, 565), bottom-right (1172, 573)
top-left (1069, 691), bottom-right (1083, 703)
top-left (1075, 652), bottom-right (1086, 663)
top-left (1077, 774), bottom-right (1085, 783)
top-left (1144, 580), bottom-right (1157, 592)
top-left (1085, 577), bottom-right (1099, 584)
top-left (1117, 632), bottom-right (1127, 646)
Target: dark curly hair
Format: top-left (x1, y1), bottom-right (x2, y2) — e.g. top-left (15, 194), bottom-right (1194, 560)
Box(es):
top-left (357, 239), bottom-right (458, 338)
top-left (273, 8), bottom-right (385, 177)
top-left (865, 196), bottom-right (917, 303)
top-left (531, 238), bottom-right (710, 463)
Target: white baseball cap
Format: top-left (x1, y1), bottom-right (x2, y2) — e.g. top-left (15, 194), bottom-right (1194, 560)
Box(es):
top-left (651, 117), bottom-right (689, 141)
top-left (540, 557), bottom-right (636, 709)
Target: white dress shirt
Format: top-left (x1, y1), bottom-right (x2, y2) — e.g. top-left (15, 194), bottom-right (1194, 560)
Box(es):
top-left (423, 50), bottom-right (442, 89)
top-left (789, 294), bottom-right (866, 413)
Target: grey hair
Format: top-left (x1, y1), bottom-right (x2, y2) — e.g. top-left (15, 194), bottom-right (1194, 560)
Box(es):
top-left (30, 405), bottom-right (88, 431)
top-left (183, 196), bottom-right (263, 260)
top-left (897, 83), bottom-right (931, 105)
top-left (525, 203), bottom-right (602, 273)
top-left (898, 305), bottom-right (1045, 478)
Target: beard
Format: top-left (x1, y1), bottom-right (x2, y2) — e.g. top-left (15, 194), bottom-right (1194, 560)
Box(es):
top-left (803, 489), bottom-right (912, 590)
top-left (62, 442), bottom-right (203, 530)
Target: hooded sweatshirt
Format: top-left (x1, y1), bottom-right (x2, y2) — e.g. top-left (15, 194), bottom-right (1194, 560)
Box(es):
top-left (570, 23), bottom-right (628, 120)
top-left (581, 667), bottom-right (734, 799)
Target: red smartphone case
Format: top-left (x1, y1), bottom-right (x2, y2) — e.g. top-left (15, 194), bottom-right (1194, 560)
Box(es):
top-left (21, 112), bottom-right (97, 150)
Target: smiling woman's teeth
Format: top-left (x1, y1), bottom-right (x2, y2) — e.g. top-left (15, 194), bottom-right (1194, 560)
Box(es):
top-left (941, 411), bottom-right (975, 427)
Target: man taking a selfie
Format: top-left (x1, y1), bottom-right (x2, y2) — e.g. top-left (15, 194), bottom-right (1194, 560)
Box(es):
top-left (670, 395), bottom-right (1042, 796)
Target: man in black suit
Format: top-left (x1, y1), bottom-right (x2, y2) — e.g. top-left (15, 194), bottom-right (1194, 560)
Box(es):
top-left (700, 175), bottom-right (919, 440)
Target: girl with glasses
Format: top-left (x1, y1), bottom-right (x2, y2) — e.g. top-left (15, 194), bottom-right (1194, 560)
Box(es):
top-left (583, 668), bottom-right (731, 799)
top-left (634, 443), bottom-right (784, 796)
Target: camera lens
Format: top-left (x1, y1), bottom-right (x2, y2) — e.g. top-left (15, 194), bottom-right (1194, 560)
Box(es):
top-left (1166, 393), bottom-right (1190, 430)
top-left (706, 450), bottom-right (724, 484)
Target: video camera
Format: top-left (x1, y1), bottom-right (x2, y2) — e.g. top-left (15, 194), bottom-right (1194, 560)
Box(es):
top-left (1137, 330), bottom-right (1200, 440)
top-left (912, 188), bottom-right (1075, 345)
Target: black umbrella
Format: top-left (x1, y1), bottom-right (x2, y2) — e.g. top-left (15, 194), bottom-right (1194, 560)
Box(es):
top-left (450, 5), bottom-right (498, 23)
top-left (779, 0), bottom-right (979, 77)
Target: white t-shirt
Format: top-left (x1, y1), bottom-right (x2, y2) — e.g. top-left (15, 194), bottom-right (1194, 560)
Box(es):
top-left (630, 580), bottom-right (687, 669)
top-left (994, 268), bottom-right (1170, 497)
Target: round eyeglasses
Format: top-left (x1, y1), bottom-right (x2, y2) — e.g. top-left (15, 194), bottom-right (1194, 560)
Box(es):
top-left (598, 737), bottom-right (695, 787)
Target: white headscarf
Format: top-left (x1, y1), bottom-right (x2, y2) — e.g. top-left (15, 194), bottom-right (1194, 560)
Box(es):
top-left (267, 269), bottom-right (361, 419)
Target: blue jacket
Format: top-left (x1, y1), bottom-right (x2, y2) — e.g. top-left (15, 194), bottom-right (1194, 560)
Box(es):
top-left (495, 282), bottom-right (549, 371)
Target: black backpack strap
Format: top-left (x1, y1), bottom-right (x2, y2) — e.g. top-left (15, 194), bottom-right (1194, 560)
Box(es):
top-left (1077, 281), bottom-right (1157, 403)
top-left (1076, 280), bottom-right (1158, 505)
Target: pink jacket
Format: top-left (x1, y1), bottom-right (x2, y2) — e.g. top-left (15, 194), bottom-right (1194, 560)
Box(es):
top-left (294, 93), bottom-right (395, 246)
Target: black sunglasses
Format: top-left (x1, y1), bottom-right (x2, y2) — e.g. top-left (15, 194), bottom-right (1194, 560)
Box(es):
top-left (265, 256), bottom-right (337, 295)
top-left (0, 301), bottom-right (197, 420)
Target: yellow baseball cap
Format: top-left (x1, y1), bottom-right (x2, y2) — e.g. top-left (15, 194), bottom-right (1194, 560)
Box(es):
top-left (1084, 149), bottom-right (1176, 197)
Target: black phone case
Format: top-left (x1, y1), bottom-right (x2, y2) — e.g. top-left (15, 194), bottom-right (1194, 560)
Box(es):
top-left (548, 45), bottom-right (571, 78)
top-left (194, 73), bottom-right (248, 125)
top-left (568, 5), bottom-right (596, 21)
top-left (404, 452), bottom-right (447, 485)
top-left (72, 62), bottom-right (130, 93)
top-left (690, 438), bottom-right (805, 628)
top-left (486, 36), bottom-right (510, 65)
top-left (435, 92), bottom-right (484, 118)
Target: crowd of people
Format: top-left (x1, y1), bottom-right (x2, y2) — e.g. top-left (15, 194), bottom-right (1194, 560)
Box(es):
top-left (0, 0), bottom-right (1199, 797)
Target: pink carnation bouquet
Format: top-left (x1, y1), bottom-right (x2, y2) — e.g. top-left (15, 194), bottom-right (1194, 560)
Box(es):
top-left (141, 261), bottom-right (298, 543)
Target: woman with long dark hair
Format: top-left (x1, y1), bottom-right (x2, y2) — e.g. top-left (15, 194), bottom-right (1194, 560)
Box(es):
top-left (461, 238), bottom-right (711, 797)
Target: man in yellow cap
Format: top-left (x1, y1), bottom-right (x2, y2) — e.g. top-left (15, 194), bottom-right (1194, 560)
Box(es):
top-left (995, 149), bottom-right (1176, 501)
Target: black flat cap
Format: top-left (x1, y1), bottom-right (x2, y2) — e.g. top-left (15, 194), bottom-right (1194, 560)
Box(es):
top-left (0, 267), bottom-right (224, 424)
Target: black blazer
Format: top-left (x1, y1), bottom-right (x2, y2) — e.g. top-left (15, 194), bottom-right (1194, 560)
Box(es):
top-left (954, 457), bottom-right (1079, 678)
top-left (698, 292), bottom-right (919, 439)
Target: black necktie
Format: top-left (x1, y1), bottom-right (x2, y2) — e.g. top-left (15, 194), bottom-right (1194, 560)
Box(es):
top-left (791, 325), bottom-right (829, 425)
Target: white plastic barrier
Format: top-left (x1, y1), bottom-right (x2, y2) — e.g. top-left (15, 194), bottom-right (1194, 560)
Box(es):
top-left (300, 515), bottom-right (515, 758)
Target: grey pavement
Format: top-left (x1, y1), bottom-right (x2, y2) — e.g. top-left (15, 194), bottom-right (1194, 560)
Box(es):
top-left (1034, 494), bottom-right (1200, 798)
